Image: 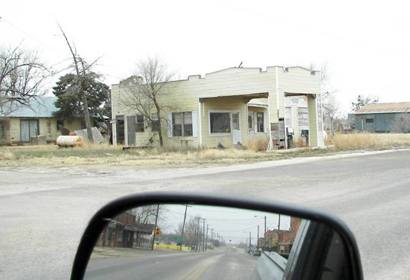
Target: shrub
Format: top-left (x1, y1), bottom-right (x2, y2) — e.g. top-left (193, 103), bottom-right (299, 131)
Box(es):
top-left (0, 150), bottom-right (16, 160)
top-left (248, 136), bottom-right (268, 152)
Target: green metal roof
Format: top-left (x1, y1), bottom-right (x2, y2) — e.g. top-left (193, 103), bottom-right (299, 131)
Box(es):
top-left (1, 96), bottom-right (57, 118)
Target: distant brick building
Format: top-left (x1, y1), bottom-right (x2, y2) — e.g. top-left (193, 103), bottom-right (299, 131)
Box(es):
top-left (263, 217), bottom-right (301, 255)
top-left (97, 211), bottom-right (155, 249)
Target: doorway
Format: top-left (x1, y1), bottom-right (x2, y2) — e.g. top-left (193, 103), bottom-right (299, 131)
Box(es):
top-left (20, 119), bottom-right (39, 142)
top-left (231, 112), bottom-right (241, 144)
top-left (116, 115), bottom-right (125, 145)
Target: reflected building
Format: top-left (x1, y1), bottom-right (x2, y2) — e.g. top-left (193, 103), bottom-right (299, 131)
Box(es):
top-left (97, 211), bottom-right (155, 249)
top-left (263, 217), bottom-right (301, 257)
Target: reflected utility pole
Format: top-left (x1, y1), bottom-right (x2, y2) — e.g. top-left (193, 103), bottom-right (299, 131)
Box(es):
top-left (196, 217), bottom-right (201, 252)
top-left (180, 204), bottom-right (189, 251)
top-left (202, 219), bottom-right (206, 252)
top-left (264, 216), bottom-right (267, 249)
top-left (257, 225), bottom-right (260, 249)
top-left (151, 204), bottom-right (160, 250)
top-left (205, 224), bottom-right (209, 251)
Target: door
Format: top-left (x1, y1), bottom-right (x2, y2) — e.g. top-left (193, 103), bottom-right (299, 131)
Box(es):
top-left (127, 116), bottom-right (136, 146)
top-left (116, 115), bottom-right (125, 145)
top-left (20, 120), bottom-right (30, 142)
top-left (231, 112), bottom-right (242, 144)
top-left (20, 119), bottom-right (39, 142)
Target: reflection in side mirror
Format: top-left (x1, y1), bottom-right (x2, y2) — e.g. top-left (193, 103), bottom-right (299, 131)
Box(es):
top-left (83, 204), bottom-right (354, 280)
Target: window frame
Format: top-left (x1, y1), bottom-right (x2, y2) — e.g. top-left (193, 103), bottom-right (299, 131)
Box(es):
top-left (135, 115), bottom-right (145, 133)
top-left (208, 111), bottom-right (232, 135)
top-left (172, 112), bottom-right (193, 137)
top-left (256, 112), bottom-right (264, 132)
top-left (150, 114), bottom-right (160, 132)
top-left (297, 107), bottom-right (309, 128)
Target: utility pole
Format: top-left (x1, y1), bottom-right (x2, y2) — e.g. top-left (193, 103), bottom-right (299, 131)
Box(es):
top-left (196, 217), bottom-right (201, 252)
top-left (257, 225), bottom-right (260, 249)
top-left (151, 204), bottom-right (160, 250)
top-left (211, 228), bottom-right (214, 247)
top-left (249, 232), bottom-right (252, 247)
top-left (264, 216), bottom-right (267, 249)
top-left (278, 214), bottom-right (281, 230)
top-left (205, 224), bottom-right (209, 251)
top-left (180, 204), bottom-right (189, 251)
top-left (202, 219), bottom-right (206, 252)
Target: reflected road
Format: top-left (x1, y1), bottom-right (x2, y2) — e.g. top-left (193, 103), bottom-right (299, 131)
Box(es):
top-left (85, 247), bottom-right (257, 280)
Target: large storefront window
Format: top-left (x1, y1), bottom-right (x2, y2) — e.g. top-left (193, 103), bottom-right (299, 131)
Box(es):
top-left (210, 112), bottom-right (231, 133)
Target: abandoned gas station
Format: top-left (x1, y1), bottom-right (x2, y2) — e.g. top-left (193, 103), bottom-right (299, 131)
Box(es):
top-left (111, 66), bottom-right (324, 149)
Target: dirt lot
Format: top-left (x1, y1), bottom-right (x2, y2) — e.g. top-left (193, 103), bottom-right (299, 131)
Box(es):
top-left (0, 144), bottom-right (333, 167)
top-left (1, 133), bottom-right (410, 168)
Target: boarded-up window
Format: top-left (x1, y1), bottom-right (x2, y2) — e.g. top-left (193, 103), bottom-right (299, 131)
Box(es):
top-left (47, 120), bottom-right (51, 134)
top-left (298, 108), bottom-right (309, 127)
top-left (257, 112), bottom-right (264, 132)
top-left (136, 115), bottom-right (144, 132)
top-left (57, 120), bottom-right (64, 131)
top-left (285, 107), bottom-right (292, 126)
top-left (210, 112), bottom-right (231, 133)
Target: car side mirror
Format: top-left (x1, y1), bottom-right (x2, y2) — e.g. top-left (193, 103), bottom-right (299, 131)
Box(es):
top-left (71, 192), bottom-right (363, 280)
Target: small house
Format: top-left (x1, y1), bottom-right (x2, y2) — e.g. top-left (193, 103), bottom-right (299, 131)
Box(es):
top-left (0, 96), bottom-right (82, 145)
top-left (349, 102), bottom-right (410, 133)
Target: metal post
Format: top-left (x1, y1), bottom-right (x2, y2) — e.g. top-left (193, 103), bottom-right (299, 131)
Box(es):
top-left (264, 216), bottom-right (267, 249)
top-left (180, 204), bottom-right (188, 251)
top-left (249, 232), bottom-right (252, 247)
top-left (202, 219), bottom-right (206, 252)
top-left (196, 217), bottom-right (201, 252)
top-left (151, 204), bottom-right (160, 250)
top-left (205, 224), bottom-right (209, 251)
top-left (257, 225), bottom-right (260, 249)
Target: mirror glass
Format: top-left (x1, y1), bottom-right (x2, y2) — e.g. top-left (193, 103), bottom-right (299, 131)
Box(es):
top-left (84, 204), bottom-right (349, 280)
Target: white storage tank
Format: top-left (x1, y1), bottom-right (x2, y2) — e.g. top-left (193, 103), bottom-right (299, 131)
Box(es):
top-left (56, 135), bottom-right (83, 147)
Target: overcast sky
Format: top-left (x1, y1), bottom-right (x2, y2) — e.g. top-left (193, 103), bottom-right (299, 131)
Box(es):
top-left (2, 0), bottom-right (409, 114)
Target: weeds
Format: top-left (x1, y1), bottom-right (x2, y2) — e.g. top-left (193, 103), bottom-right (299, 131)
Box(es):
top-left (330, 133), bottom-right (410, 150)
top-left (1, 133), bottom-right (409, 167)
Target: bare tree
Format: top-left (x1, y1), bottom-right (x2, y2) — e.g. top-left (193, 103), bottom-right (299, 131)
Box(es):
top-left (175, 216), bottom-right (202, 247)
top-left (120, 57), bottom-right (174, 146)
top-left (130, 205), bottom-right (168, 224)
top-left (0, 46), bottom-right (48, 115)
top-left (58, 25), bottom-right (97, 143)
top-left (322, 91), bottom-right (339, 135)
top-left (351, 94), bottom-right (379, 112)
top-left (317, 64), bottom-right (339, 135)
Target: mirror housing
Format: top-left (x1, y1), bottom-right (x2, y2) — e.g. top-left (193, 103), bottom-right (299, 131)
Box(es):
top-left (71, 192), bottom-right (363, 280)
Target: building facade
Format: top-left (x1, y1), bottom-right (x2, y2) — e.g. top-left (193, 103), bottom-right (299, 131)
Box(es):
top-left (97, 211), bottom-right (155, 249)
top-left (111, 66), bottom-right (324, 149)
top-left (0, 96), bottom-right (82, 145)
top-left (349, 102), bottom-right (410, 133)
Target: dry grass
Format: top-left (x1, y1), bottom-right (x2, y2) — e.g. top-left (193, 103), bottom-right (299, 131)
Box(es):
top-left (248, 136), bottom-right (269, 152)
top-left (330, 133), bottom-right (410, 150)
top-left (3, 133), bottom-right (408, 168)
top-left (294, 138), bottom-right (308, 148)
top-left (0, 150), bottom-right (16, 160)
top-left (0, 143), bottom-right (331, 167)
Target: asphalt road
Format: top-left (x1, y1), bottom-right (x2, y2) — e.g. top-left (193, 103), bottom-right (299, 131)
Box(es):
top-left (1, 149), bottom-right (410, 279)
top-left (85, 248), bottom-right (257, 280)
